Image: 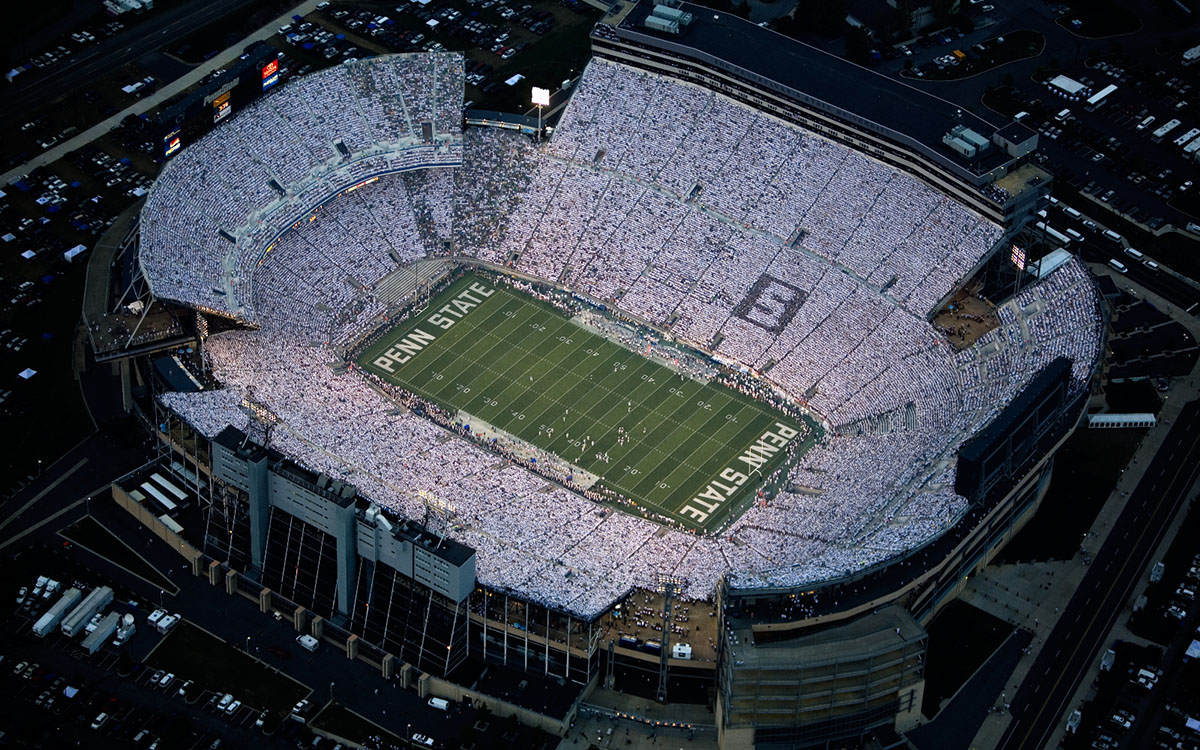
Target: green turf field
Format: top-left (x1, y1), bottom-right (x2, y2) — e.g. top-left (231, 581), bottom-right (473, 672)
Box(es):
top-left (357, 273), bottom-right (819, 533)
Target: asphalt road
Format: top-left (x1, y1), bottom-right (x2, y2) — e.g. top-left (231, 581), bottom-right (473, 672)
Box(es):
top-left (1041, 202), bottom-right (1200, 313)
top-left (4, 0), bottom-right (260, 124)
top-left (996, 399), bottom-right (1200, 749)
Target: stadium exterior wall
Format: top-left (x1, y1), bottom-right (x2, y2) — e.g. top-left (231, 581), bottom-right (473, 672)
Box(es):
top-left (145, 339), bottom-right (1084, 746)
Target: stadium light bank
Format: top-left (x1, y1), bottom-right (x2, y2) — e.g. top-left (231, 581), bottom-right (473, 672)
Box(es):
top-left (532, 86), bottom-right (550, 143)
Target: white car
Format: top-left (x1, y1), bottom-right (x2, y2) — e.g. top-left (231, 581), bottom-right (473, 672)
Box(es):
top-left (158, 672), bottom-right (174, 688)
top-left (217, 694), bottom-right (234, 710)
top-left (225, 699), bottom-right (241, 715)
top-left (16, 586), bottom-right (27, 604)
top-left (91, 712), bottom-right (108, 730)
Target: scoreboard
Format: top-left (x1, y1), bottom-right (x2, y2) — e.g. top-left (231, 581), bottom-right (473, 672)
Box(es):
top-left (156, 42), bottom-right (281, 160)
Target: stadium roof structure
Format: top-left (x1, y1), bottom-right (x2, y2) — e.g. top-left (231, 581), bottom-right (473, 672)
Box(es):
top-left (615, 2), bottom-right (1007, 174)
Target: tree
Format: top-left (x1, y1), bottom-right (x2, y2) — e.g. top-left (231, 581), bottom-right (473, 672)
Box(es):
top-left (845, 26), bottom-right (874, 63)
top-left (932, 0), bottom-right (959, 17)
top-left (794, 0), bottom-right (848, 37)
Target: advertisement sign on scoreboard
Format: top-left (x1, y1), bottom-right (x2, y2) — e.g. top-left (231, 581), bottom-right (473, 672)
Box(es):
top-left (212, 91), bottom-right (232, 123)
top-left (163, 129), bottom-right (182, 159)
top-left (262, 58), bottom-right (280, 91)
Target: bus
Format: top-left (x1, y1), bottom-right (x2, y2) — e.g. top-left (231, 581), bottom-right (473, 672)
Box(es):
top-left (1173, 127), bottom-right (1200, 148)
top-left (1085, 83), bottom-right (1118, 110)
top-left (1035, 221), bottom-right (1071, 247)
top-left (1151, 118), bottom-right (1181, 141)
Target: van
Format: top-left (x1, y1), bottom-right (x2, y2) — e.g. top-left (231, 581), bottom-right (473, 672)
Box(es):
top-left (1063, 206), bottom-right (1082, 220)
top-left (1144, 259), bottom-right (1159, 271)
top-left (297, 634), bottom-right (319, 652)
top-left (278, 24), bottom-right (292, 34)
top-left (1108, 259), bottom-right (1128, 274)
top-left (1102, 229), bottom-right (1123, 243)
top-left (1014, 111), bottom-right (1029, 122)
top-left (1066, 709), bottom-right (1082, 734)
top-left (1137, 115), bottom-right (1155, 131)
top-left (1055, 108), bottom-right (1071, 122)
top-left (1065, 228), bottom-right (1084, 242)
top-left (428, 697), bottom-right (449, 711)
top-left (1124, 247), bottom-right (1145, 261)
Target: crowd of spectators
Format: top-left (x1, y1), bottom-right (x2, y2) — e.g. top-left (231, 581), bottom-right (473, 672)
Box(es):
top-left (140, 53), bottom-right (464, 318)
top-left (150, 57), bottom-right (1104, 618)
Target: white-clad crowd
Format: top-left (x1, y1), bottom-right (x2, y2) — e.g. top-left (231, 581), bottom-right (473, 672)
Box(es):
top-left (140, 53), bottom-right (464, 318)
top-left (149, 57), bottom-right (1104, 618)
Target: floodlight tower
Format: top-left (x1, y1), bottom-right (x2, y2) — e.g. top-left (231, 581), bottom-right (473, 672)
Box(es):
top-left (655, 572), bottom-right (684, 703)
top-left (240, 395), bottom-right (278, 449)
top-left (532, 86), bottom-right (550, 144)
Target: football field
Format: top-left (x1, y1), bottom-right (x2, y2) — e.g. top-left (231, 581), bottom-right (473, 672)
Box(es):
top-left (357, 273), bottom-right (819, 533)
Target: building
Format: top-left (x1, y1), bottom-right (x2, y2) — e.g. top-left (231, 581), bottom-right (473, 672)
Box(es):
top-left (210, 426), bottom-right (476, 676)
top-left (99, 23), bottom-right (1101, 746)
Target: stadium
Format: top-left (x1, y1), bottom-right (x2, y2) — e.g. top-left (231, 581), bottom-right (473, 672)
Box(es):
top-left (95, 6), bottom-right (1105, 748)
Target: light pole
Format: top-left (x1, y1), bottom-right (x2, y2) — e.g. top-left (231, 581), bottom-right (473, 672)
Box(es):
top-left (329, 681), bottom-right (335, 703)
top-left (532, 86), bottom-right (550, 144)
top-left (159, 589), bottom-right (164, 609)
top-left (246, 636), bottom-right (251, 654)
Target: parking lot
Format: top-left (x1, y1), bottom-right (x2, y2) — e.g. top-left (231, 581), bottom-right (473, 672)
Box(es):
top-left (1, 556), bottom-right (323, 749)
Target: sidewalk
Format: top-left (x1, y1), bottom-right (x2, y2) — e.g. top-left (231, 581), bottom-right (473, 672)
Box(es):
top-left (0, 0), bottom-right (322, 187)
top-left (968, 263), bottom-right (1200, 749)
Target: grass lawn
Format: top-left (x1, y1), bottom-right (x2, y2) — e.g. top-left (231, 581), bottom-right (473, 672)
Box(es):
top-left (921, 600), bottom-right (1012, 718)
top-left (358, 273), bottom-right (819, 533)
top-left (145, 620), bottom-right (309, 713)
top-left (995, 427), bottom-right (1143, 563)
top-left (312, 704), bottom-right (405, 747)
top-left (60, 515), bottom-right (175, 592)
